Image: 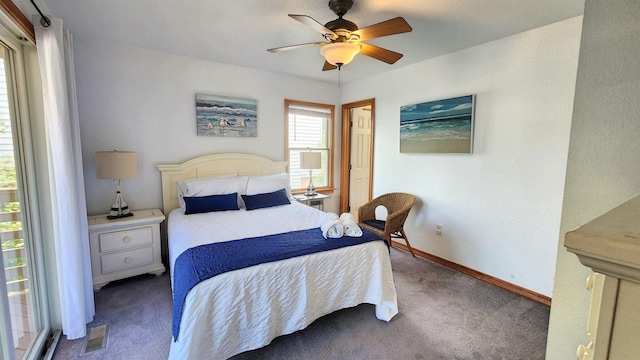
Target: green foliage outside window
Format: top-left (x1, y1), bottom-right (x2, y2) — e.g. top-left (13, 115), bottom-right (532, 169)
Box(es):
top-left (0, 221), bottom-right (20, 232)
top-left (7, 257), bottom-right (24, 266)
top-left (0, 157), bottom-right (16, 188)
top-left (1, 239), bottom-right (23, 250)
top-left (1, 202), bottom-right (19, 212)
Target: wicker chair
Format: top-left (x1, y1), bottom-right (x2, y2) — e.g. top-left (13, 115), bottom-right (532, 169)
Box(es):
top-left (358, 192), bottom-right (417, 257)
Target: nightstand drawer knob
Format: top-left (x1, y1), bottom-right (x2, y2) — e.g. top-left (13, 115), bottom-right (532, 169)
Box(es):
top-left (122, 236), bottom-right (132, 243)
top-left (124, 256), bottom-right (133, 263)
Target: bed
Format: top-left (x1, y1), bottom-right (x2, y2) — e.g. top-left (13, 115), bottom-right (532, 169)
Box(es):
top-left (157, 153), bottom-right (398, 359)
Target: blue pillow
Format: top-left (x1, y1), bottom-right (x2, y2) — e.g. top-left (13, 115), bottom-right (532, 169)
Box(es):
top-left (184, 193), bottom-right (239, 215)
top-left (241, 188), bottom-right (290, 211)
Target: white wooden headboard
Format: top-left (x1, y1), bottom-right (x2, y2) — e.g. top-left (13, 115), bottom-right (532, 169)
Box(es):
top-left (156, 153), bottom-right (288, 215)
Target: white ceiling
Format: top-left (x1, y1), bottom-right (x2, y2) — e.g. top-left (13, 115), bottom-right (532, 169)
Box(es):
top-left (27, 0), bottom-right (584, 84)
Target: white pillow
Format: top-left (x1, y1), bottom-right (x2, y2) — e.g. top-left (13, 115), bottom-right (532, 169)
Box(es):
top-left (245, 173), bottom-right (294, 200)
top-left (177, 173), bottom-right (237, 197)
top-left (177, 174), bottom-right (243, 208)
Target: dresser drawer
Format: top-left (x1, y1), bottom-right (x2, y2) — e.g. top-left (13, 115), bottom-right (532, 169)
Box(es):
top-left (100, 247), bottom-right (154, 274)
top-left (99, 226), bottom-right (152, 253)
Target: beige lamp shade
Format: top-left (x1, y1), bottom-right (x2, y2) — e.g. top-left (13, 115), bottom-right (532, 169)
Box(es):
top-left (300, 152), bottom-right (321, 170)
top-left (320, 42), bottom-right (361, 66)
top-left (96, 150), bottom-right (137, 179)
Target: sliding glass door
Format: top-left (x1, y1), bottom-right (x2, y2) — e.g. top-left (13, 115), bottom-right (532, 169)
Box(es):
top-left (0, 32), bottom-right (48, 360)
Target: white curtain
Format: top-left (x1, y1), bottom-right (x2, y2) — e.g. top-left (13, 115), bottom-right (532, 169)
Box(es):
top-left (34, 17), bottom-right (95, 339)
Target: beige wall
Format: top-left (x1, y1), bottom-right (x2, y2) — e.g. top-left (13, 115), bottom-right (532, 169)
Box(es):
top-left (546, 1), bottom-right (640, 358)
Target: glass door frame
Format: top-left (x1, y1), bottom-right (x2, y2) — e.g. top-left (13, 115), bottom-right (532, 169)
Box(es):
top-left (0, 18), bottom-right (50, 360)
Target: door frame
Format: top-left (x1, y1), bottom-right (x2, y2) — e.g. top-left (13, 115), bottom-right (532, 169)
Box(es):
top-left (339, 98), bottom-right (375, 214)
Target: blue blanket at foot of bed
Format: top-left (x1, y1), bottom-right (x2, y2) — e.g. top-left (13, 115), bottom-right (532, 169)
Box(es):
top-left (172, 226), bottom-right (384, 340)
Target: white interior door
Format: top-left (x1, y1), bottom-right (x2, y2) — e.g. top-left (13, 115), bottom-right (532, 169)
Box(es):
top-left (348, 106), bottom-right (372, 218)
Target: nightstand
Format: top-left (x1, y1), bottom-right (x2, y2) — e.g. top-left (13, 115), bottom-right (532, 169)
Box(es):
top-left (294, 193), bottom-right (329, 210)
top-left (88, 208), bottom-right (166, 291)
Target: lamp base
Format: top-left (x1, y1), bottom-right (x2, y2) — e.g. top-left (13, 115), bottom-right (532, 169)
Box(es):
top-left (107, 212), bottom-right (134, 220)
top-left (305, 169), bottom-right (317, 196)
top-left (107, 182), bottom-right (133, 220)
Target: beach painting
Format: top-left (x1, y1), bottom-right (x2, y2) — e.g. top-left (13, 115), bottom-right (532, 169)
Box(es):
top-left (400, 95), bottom-right (475, 153)
top-left (196, 94), bottom-right (257, 137)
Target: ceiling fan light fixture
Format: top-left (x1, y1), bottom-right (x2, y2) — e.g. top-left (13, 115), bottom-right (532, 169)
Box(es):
top-left (320, 42), bottom-right (361, 66)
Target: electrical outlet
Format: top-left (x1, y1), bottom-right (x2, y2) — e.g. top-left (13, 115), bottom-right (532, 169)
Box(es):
top-left (436, 224), bottom-right (443, 236)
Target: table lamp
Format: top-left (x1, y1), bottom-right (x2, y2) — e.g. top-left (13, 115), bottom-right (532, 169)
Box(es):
top-left (300, 151), bottom-right (321, 196)
top-left (96, 149), bottom-right (137, 219)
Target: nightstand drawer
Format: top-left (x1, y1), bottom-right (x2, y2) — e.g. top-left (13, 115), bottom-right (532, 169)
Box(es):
top-left (101, 247), bottom-right (153, 274)
top-left (99, 227), bottom-right (152, 253)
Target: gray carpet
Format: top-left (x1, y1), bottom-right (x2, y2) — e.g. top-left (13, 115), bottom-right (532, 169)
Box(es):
top-left (52, 248), bottom-right (549, 359)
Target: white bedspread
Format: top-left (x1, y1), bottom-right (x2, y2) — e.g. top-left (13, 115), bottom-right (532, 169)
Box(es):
top-left (168, 202), bottom-right (398, 360)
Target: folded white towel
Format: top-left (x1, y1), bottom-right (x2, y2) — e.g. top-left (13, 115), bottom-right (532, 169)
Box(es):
top-left (320, 212), bottom-right (344, 239)
top-left (340, 212), bottom-right (362, 237)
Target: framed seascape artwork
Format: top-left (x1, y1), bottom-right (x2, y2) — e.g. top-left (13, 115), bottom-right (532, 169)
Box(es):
top-left (400, 95), bottom-right (475, 153)
top-left (196, 94), bottom-right (257, 137)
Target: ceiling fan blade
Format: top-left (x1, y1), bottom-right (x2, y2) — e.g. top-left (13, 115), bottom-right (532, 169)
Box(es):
top-left (267, 41), bottom-right (327, 53)
top-left (352, 17), bottom-right (412, 41)
top-left (359, 43), bottom-right (403, 64)
top-left (322, 61), bottom-right (338, 71)
top-left (289, 14), bottom-right (338, 40)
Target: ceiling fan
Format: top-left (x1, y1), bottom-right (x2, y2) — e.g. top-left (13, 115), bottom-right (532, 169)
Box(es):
top-left (267, 0), bottom-right (412, 71)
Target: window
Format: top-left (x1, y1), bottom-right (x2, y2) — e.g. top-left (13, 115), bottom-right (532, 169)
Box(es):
top-left (285, 99), bottom-right (335, 194)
